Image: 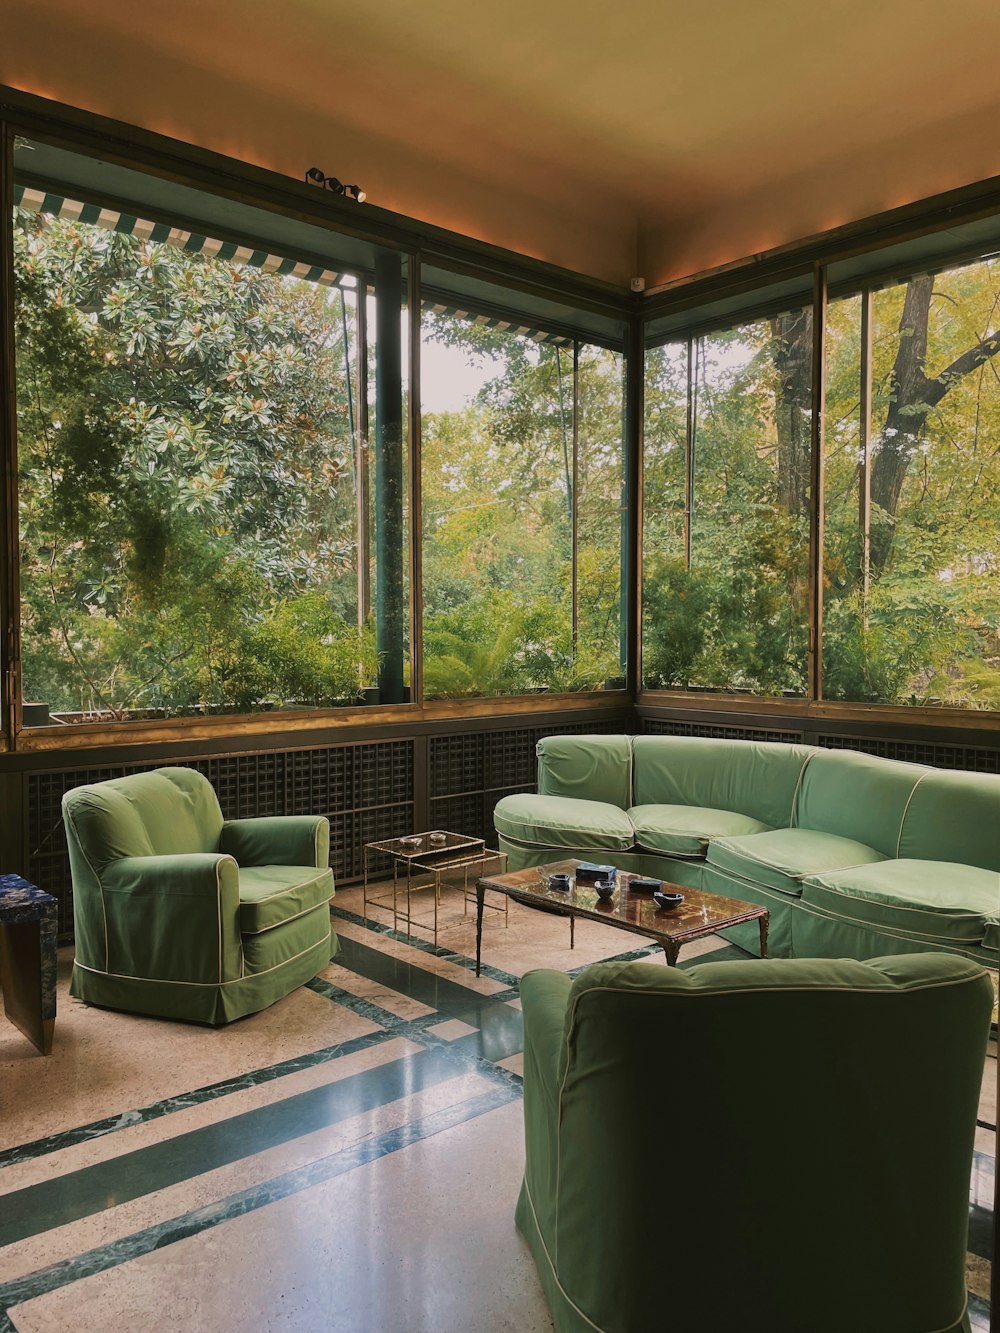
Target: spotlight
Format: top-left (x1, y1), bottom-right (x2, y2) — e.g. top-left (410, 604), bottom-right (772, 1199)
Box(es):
top-left (304, 168), bottom-right (367, 204)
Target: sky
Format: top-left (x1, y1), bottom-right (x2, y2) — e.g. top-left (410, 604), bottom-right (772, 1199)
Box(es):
top-left (419, 337), bottom-right (494, 413)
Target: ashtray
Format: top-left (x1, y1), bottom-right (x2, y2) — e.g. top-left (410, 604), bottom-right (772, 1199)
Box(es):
top-left (399, 836), bottom-right (423, 850)
top-left (653, 890), bottom-right (685, 912)
top-left (545, 872), bottom-right (571, 892)
top-left (594, 880), bottom-right (616, 903)
top-left (427, 832), bottom-right (448, 846)
top-left (629, 877), bottom-right (662, 894)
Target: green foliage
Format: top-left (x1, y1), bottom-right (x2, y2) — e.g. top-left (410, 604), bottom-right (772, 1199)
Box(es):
top-left (15, 208), bottom-right (371, 717)
top-left (420, 330), bottom-right (624, 698)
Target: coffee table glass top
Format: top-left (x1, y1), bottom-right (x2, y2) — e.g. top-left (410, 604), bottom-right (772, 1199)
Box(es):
top-left (366, 831), bottom-right (485, 862)
top-left (477, 860), bottom-right (766, 940)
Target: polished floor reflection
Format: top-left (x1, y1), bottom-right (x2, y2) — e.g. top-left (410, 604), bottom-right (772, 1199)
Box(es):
top-left (0, 883), bottom-right (995, 1332)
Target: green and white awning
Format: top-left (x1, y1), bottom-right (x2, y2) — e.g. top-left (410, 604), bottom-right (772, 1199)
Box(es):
top-left (14, 185), bottom-right (573, 347)
top-left (14, 184), bottom-right (352, 289)
top-left (422, 301), bottom-right (572, 347)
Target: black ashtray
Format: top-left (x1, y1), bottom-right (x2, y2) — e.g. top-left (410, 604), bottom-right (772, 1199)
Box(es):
top-left (545, 872), bottom-right (571, 892)
top-left (594, 879), bottom-right (616, 902)
top-left (629, 877), bottom-right (662, 894)
top-left (653, 890), bottom-right (685, 912)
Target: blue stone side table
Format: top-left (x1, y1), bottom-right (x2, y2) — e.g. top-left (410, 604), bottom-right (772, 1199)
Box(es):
top-left (0, 874), bottom-right (57, 1055)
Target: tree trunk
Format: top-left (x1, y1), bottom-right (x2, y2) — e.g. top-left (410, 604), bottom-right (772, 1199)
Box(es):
top-left (769, 310), bottom-right (812, 519)
top-left (869, 275), bottom-right (1000, 573)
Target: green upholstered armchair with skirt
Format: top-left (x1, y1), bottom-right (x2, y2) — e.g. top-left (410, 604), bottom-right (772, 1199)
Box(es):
top-left (517, 952), bottom-right (993, 1333)
top-left (64, 767), bottom-right (336, 1024)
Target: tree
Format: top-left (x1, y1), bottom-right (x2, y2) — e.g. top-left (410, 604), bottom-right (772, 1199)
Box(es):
top-left (15, 208), bottom-right (375, 716)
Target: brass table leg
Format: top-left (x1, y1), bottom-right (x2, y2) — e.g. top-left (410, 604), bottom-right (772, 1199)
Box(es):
top-left (759, 914), bottom-right (769, 959)
top-left (661, 940), bottom-right (681, 967)
top-left (475, 882), bottom-right (486, 977)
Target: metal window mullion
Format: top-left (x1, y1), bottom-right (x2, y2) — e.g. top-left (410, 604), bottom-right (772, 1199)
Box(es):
top-left (625, 314), bottom-right (643, 696)
top-left (685, 336), bottom-right (695, 571)
top-left (357, 286), bottom-right (371, 624)
top-left (408, 258), bottom-right (422, 705)
top-left (0, 123), bottom-right (19, 748)
top-left (859, 289), bottom-right (873, 628)
top-left (808, 265), bottom-right (828, 702)
top-left (571, 341), bottom-right (579, 646)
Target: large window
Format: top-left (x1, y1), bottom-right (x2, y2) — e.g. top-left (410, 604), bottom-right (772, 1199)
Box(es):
top-left (420, 299), bottom-right (625, 698)
top-left (13, 143), bottom-right (411, 723)
top-left (642, 308), bottom-right (812, 695)
top-left (824, 259), bottom-right (1000, 707)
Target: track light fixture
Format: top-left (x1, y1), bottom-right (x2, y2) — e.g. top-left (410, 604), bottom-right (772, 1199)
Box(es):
top-left (305, 167), bottom-right (367, 203)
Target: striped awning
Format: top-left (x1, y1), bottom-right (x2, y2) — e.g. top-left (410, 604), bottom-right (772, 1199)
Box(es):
top-left (14, 185), bottom-right (353, 289)
top-left (14, 186), bottom-right (573, 347)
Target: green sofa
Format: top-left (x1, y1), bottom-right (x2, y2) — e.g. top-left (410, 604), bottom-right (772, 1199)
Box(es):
top-left (494, 734), bottom-right (1000, 965)
top-left (64, 767), bottom-right (337, 1024)
top-left (517, 952), bottom-right (993, 1333)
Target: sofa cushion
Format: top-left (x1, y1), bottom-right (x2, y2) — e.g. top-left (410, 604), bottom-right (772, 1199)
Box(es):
top-left (238, 864), bottom-right (334, 934)
top-left (493, 793), bottom-right (635, 852)
top-left (536, 735), bottom-right (633, 809)
top-left (802, 860), bottom-right (1000, 953)
top-left (795, 750), bottom-right (925, 857)
top-left (628, 804), bottom-right (771, 859)
top-left (707, 828), bottom-right (886, 899)
top-left (631, 736), bottom-right (813, 829)
top-left (898, 768), bottom-right (1000, 873)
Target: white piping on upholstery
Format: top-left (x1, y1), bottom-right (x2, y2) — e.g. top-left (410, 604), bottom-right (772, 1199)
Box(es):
top-left (520, 1177), bottom-right (609, 1333)
top-left (896, 772), bottom-right (931, 858)
top-left (239, 899), bottom-right (333, 935)
top-left (63, 805), bottom-right (108, 972)
top-left (795, 897), bottom-right (990, 949)
top-left (72, 924), bottom-right (331, 986)
top-left (243, 869), bottom-right (330, 903)
top-left (788, 751), bottom-right (814, 828)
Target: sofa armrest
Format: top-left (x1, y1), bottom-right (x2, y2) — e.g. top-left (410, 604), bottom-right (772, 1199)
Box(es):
top-left (219, 816), bottom-right (329, 869)
top-left (100, 853), bottom-right (241, 984)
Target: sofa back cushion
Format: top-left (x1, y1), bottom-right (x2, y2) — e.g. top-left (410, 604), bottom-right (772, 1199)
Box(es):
top-left (898, 768), bottom-right (1000, 871)
top-left (631, 735), bottom-right (812, 829)
top-left (795, 749), bottom-right (925, 856)
top-left (63, 767), bottom-right (224, 871)
top-left (536, 734), bottom-right (633, 809)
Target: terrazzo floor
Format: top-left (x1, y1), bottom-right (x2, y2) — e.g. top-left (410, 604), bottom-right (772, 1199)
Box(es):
top-left (0, 881), bottom-right (995, 1332)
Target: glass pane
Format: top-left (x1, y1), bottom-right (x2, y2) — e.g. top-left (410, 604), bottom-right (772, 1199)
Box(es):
top-left (641, 340), bottom-right (690, 686)
top-left (14, 154), bottom-right (385, 723)
top-left (575, 343), bottom-right (626, 688)
top-left (643, 314), bottom-right (812, 696)
top-left (419, 305), bottom-right (579, 698)
top-left (823, 260), bottom-right (1000, 706)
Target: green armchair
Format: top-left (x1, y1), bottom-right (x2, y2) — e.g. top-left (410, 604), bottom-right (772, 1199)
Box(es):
top-left (64, 767), bottom-right (336, 1024)
top-left (517, 953), bottom-right (993, 1333)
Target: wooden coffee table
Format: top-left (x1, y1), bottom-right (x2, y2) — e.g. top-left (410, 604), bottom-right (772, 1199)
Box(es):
top-left (474, 859), bottom-right (768, 976)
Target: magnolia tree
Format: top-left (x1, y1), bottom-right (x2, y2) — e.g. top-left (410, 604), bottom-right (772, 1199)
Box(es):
top-left (15, 210), bottom-right (376, 717)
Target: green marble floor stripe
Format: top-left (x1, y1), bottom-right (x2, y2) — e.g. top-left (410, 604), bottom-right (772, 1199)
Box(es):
top-left (0, 1027), bottom-right (399, 1170)
top-left (0, 1042), bottom-right (466, 1248)
top-left (0, 1084), bottom-right (515, 1331)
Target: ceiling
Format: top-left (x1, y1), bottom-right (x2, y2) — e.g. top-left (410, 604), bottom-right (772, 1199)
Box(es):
top-left (5, 0), bottom-right (1000, 288)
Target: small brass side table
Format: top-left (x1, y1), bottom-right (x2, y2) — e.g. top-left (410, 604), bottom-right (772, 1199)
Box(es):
top-left (363, 832), bottom-right (507, 947)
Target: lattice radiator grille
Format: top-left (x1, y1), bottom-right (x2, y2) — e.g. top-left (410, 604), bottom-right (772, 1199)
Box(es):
top-left (28, 741), bottom-right (415, 939)
top-left (429, 718), bottom-right (627, 846)
top-left (816, 734), bottom-right (1000, 772)
top-left (642, 719), bottom-right (805, 744)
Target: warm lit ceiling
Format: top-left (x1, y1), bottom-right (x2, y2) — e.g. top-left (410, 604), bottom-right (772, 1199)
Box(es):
top-left (5, 0), bottom-right (1000, 288)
